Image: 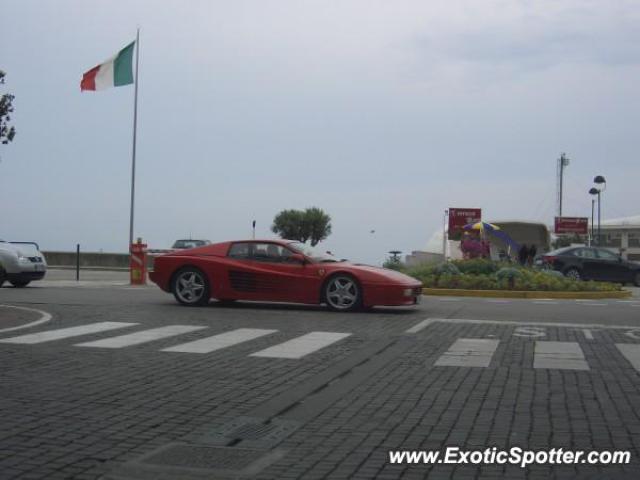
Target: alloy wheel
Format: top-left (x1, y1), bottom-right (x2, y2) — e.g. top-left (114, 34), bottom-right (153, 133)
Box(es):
top-left (565, 268), bottom-right (581, 281)
top-left (174, 270), bottom-right (207, 305)
top-left (325, 276), bottom-right (360, 311)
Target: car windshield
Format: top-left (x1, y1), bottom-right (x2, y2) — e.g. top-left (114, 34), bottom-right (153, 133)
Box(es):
top-left (172, 240), bottom-right (207, 249)
top-left (10, 242), bottom-right (40, 256)
top-left (287, 241), bottom-right (343, 263)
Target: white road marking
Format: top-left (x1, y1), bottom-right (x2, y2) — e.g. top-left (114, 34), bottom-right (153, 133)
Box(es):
top-left (0, 305), bottom-right (53, 334)
top-left (250, 331), bottom-right (351, 359)
top-left (75, 325), bottom-right (207, 349)
top-left (534, 341), bottom-right (589, 370)
top-left (532, 301), bottom-right (559, 305)
top-left (0, 322), bottom-right (137, 344)
top-left (434, 338), bottom-right (499, 368)
top-left (428, 318), bottom-right (640, 331)
top-left (582, 329), bottom-right (595, 340)
top-left (405, 319), bottom-right (433, 334)
top-left (577, 303), bottom-right (607, 307)
top-left (624, 329), bottom-right (640, 340)
top-left (513, 327), bottom-right (546, 338)
top-left (616, 344), bottom-right (640, 372)
top-left (162, 328), bottom-right (277, 354)
top-left (485, 300), bottom-right (510, 304)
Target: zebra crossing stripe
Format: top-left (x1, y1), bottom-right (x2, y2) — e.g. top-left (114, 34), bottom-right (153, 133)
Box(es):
top-left (534, 341), bottom-right (589, 370)
top-left (434, 338), bottom-right (499, 367)
top-left (405, 319), bottom-right (433, 334)
top-left (616, 344), bottom-right (640, 373)
top-left (75, 325), bottom-right (207, 349)
top-left (250, 331), bottom-right (351, 359)
top-left (162, 328), bottom-right (277, 354)
top-left (0, 322), bottom-right (137, 345)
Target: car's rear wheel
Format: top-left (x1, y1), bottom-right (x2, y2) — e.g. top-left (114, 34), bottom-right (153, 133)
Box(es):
top-left (10, 280), bottom-right (30, 288)
top-left (172, 267), bottom-right (210, 306)
top-left (0, 268), bottom-right (5, 288)
top-left (634, 272), bottom-right (640, 287)
top-left (564, 268), bottom-right (582, 281)
top-left (323, 274), bottom-right (362, 312)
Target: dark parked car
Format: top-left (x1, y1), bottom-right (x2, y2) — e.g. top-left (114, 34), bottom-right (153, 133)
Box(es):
top-left (540, 246), bottom-right (640, 285)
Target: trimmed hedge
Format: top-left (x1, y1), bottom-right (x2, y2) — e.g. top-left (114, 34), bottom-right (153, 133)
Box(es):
top-left (399, 260), bottom-right (621, 292)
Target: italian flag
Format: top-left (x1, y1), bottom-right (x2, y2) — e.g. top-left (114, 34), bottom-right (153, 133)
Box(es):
top-left (81, 41), bottom-right (135, 91)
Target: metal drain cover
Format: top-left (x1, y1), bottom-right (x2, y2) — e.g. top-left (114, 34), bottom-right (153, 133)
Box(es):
top-left (199, 416), bottom-right (300, 448)
top-left (101, 443), bottom-right (286, 480)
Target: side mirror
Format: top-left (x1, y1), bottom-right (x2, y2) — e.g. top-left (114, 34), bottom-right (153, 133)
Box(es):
top-left (290, 253), bottom-right (307, 264)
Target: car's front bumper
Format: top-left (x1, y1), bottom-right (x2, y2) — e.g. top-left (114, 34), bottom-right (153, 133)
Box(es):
top-left (363, 284), bottom-right (423, 307)
top-left (7, 271), bottom-right (46, 282)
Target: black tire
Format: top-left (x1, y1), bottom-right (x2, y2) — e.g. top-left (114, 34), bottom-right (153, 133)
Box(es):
top-left (634, 272), bottom-right (640, 287)
top-left (10, 280), bottom-right (31, 288)
top-left (564, 268), bottom-right (582, 281)
top-left (171, 267), bottom-right (210, 306)
top-left (0, 267), bottom-right (5, 288)
top-left (323, 274), bottom-right (362, 312)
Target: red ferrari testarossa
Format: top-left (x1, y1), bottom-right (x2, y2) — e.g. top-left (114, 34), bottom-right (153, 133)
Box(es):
top-left (149, 239), bottom-right (422, 311)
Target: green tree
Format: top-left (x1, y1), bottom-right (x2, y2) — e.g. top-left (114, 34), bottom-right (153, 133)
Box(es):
top-left (0, 70), bottom-right (16, 145)
top-left (271, 207), bottom-right (332, 246)
top-left (301, 207), bottom-right (332, 246)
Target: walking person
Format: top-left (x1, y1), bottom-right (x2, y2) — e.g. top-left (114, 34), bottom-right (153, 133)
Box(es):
top-left (518, 244), bottom-right (528, 266)
top-left (528, 244), bottom-right (537, 267)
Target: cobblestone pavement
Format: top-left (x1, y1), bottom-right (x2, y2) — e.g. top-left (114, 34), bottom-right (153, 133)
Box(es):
top-left (1, 285), bottom-right (640, 479)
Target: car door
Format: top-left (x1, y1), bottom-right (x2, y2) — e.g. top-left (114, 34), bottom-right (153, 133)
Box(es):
top-left (574, 248), bottom-right (603, 280)
top-left (595, 248), bottom-right (629, 282)
top-left (244, 242), bottom-right (312, 303)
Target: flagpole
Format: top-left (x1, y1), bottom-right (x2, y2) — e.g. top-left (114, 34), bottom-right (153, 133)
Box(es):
top-left (129, 28), bottom-right (140, 249)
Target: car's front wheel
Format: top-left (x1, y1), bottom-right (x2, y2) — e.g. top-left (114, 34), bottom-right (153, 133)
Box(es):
top-left (171, 267), bottom-right (210, 306)
top-left (634, 272), bottom-right (640, 287)
top-left (10, 280), bottom-right (31, 288)
top-left (565, 268), bottom-right (582, 281)
top-left (323, 274), bottom-right (362, 312)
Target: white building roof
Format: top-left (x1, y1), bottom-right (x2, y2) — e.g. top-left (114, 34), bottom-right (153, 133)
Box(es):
top-left (601, 215), bottom-right (640, 227)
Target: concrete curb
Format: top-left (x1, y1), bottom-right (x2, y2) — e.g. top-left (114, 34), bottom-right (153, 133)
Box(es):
top-left (422, 288), bottom-right (633, 299)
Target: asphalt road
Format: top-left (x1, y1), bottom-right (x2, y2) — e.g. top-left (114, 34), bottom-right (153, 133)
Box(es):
top-left (2, 278), bottom-right (640, 479)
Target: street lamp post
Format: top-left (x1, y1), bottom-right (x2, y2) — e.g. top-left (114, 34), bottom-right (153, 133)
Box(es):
top-left (589, 187), bottom-right (600, 245)
top-left (590, 197), bottom-right (595, 246)
top-left (593, 175), bottom-right (606, 245)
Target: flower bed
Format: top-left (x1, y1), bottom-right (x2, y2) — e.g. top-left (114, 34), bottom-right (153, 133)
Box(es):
top-left (396, 259), bottom-right (621, 292)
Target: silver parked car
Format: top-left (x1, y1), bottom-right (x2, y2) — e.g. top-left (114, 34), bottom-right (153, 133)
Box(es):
top-left (0, 240), bottom-right (47, 287)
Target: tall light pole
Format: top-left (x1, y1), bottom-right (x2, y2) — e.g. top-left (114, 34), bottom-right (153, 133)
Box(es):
top-left (442, 209), bottom-right (448, 261)
top-left (594, 175), bottom-right (606, 245)
top-left (589, 188), bottom-right (598, 245)
top-left (557, 153), bottom-right (570, 217)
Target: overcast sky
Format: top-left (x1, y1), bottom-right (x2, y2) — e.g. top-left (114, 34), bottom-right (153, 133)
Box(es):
top-left (2, 0), bottom-right (639, 264)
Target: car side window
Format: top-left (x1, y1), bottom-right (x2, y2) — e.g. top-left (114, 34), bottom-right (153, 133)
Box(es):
top-left (575, 248), bottom-right (596, 259)
top-left (228, 242), bottom-right (251, 259)
top-left (251, 243), bottom-right (295, 263)
top-left (596, 249), bottom-right (618, 261)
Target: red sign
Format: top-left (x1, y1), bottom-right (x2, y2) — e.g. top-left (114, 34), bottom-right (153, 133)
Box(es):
top-left (554, 217), bottom-right (588, 234)
top-left (448, 208), bottom-right (482, 240)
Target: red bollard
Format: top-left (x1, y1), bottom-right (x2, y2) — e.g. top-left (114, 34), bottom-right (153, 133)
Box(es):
top-left (130, 239), bottom-right (148, 285)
